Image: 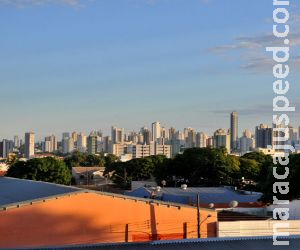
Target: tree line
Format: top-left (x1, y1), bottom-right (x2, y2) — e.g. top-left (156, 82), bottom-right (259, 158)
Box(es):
top-left (105, 148), bottom-right (300, 202)
top-left (5, 148), bottom-right (300, 202)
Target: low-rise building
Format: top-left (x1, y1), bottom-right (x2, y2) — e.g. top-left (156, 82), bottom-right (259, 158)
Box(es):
top-left (126, 186), bottom-right (263, 209)
top-left (0, 177), bottom-right (217, 249)
top-left (72, 167), bottom-right (105, 185)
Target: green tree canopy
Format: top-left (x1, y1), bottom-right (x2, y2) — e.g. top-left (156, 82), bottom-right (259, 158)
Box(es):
top-left (104, 154), bottom-right (121, 172)
top-left (64, 151), bottom-right (106, 169)
top-left (157, 148), bottom-right (239, 187)
top-left (239, 158), bottom-right (260, 180)
top-left (7, 157), bottom-right (71, 185)
top-left (261, 154), bottom-right (300, 202)
top-left (107, 155), bottom-right (168, 188)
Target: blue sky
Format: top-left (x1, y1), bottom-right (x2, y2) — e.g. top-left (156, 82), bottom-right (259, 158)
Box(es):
top-left (1, 0), bottom-right (300, 140)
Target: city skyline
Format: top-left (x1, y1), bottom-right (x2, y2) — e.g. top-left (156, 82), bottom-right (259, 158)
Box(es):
top-left (1, 114), bottom-right (299, 141)
top-left (1, 0), bottom-right (300, 139)
top-left (2, 112), bottom-right (299, 160)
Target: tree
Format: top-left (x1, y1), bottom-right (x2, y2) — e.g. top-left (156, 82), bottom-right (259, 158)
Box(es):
top-left (288, 154), bottom-right (300, 200)
top-left (242, 152), bottom-right (271, 164)
top-left (64, 151), bottom-right (86, 169)
top-left (224, 155), bottom-right (241, 185)
top-left (239, 158), bottom-right (260, 181)
top-left (261, 154), bottom-right (300, 202)
top-left (64, 151), bottom-right (106, 169)
top-left (242, 152), bottom-right (273, 191)
top-left (7, 157), bottom-right (71, 185)
top-left (107, 155), bottom-right (168, 188)
top-left (104, 154), bottom-right (120, 172)
top-left (156, 148), bottom-right (235, 187)
top-left (82, 154), bottom-right (105, 167)
top-left (6, 154), bottom-right (18, 166)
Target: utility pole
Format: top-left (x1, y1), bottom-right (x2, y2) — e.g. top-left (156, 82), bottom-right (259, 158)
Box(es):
top-left (124, 167), bottom-right (127, 188)
top-left (197, 194), bottom-right (201, 238)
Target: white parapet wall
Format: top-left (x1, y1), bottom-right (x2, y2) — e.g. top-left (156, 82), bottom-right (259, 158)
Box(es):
top-left (218, 220), bottom-right (300, 238)
top-left (267, 200), bottom-right (300, 220)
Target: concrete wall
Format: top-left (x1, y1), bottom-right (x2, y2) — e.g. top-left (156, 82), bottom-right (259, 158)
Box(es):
top-left (229, 200), bottom-right (300, 220)
top-left (267, 200), bottom-right (300, 220)
top-left (218, 220), bottom-right (300, 237)
top-left (0, 192), bottom-right (217, 249)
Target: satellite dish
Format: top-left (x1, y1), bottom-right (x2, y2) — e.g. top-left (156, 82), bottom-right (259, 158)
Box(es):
top-left (229, 200), bottom-right (239, 208)
top-left (208, 203), bottom-right (215, 209)
top-left (181, 184), bottom-right (188, 190)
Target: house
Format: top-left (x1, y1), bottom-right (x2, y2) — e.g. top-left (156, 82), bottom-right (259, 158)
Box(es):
top-left (72, 167), bottom-right (105, 185)
top-left (131, 181), bottom-right (157, 191)
top-left (125, 186), bottom-right (263, 209)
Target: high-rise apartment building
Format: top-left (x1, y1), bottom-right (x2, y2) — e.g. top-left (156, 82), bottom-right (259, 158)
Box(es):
top-left (152, 122), bottom-right (161, 142)
top-left (273, 117), bottom-right (286, 150)
top-left (25, 132), bottom-right (35, 159)
top-left (42, 135), bottom-right (57, 153)
top-left (288, 126), bottom-right (298, 141)
top-left (141, 127), bottom-right (151, 145)
top-left (243, 129), bottom-right (252, 139)
top-left (131, 144), bottom-right (150, 158)
top-left (196, 132), bottom-right (208, 148)
top-left (186, 129), bottom-right (196, 148)
top-left (161, 127), bottom-right (169, 140)
top-left (230, 111), bottom-right (238, 152)
top-left (239, 136), bottom-right (254, 155)
top-left (171, 139), bottom-right (182, 157)
top-left (62, 137), bottom-right (74, 154)
top-left (103, 136), bottom-right (111, 153)
top-left (87, 134), bottom-right (98, 155)
top-left (62, 132), bottom-right (70, 140)
top-left (43, 139), bottom-right (52, 153)
top-left (131, 142), bottom-right (171, 159)
top-left (111, 143), bottom-right (125, 157)
top-left (13, 136), bottom-right (20, 148)
top-left (255, 124), bottom-right (273, 149)
top-left (127, 132), bottom-right (140, 144)
top-left (213, 129), bottom-right (231, 153)
top-left (0, 139), bottom-right (14, 158)
top-left (71, 132), bottom-right (78, 143)
top-left (77, 133), bottom-right (87, 153)
top-left (111, 126), bottom-right (124, 144)
top-left (51, 135), bottom-right (57, 152)
top-left (154, 143), bottom-right (171, 158)
top-left (169, 127), bottom-right (176, 141)
top-left (206, 137), bottom-right (214, 147)
top-left (239, 130), bottom-right (255, 155)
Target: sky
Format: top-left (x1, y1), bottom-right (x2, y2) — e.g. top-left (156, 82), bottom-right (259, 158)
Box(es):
top-left (0, 0), bottom-right (300, 140)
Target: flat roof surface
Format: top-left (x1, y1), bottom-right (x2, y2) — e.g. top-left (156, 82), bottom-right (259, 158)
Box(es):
top-left (0, 177), bottom-right (80, 207)
top-left (27, 236), bottom-right (300, 250)
top-left (160, 187), bottom-right (262, 203)
top-left (126, 187), bottom-right (262, 204)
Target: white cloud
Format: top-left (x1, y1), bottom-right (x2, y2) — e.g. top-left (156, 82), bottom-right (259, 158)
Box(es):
top-left (208, 12), bottom-right (300, 73)
top-left (241, 54), bottom-right (300, 72)
top-left (209, 31), bottom-right (300, 54)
